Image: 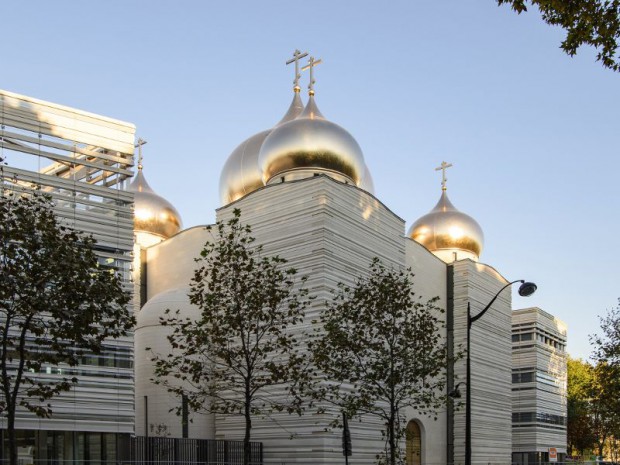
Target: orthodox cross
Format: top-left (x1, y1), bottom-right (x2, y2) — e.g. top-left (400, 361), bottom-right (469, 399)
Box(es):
top-left (286, 49), bottom-right (309, 92)
top-left (135, 138), bottom-right (147, 171)
top-left (302, 56), bottom-right (322, 95)
top-left (435, 161), bottom-right (453, 191)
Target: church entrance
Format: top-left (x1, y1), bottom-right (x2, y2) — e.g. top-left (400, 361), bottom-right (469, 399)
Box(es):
top-left (405, 420), bottom-right (422, 465)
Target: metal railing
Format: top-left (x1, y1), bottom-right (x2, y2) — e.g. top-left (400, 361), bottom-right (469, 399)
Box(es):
top-left (0, 436), bottom-right (263, 465)
top-left (127, 436), bottom-right (262, 465)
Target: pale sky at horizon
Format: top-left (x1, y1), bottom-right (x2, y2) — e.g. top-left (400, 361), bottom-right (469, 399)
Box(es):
top-left (3, 1), bottom-right (618, 360)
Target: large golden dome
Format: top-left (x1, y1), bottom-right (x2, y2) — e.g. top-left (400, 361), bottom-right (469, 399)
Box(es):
top-left (408, 191), bottom-right (484, 263)
top-left (127, 169), bottom-right (182, 240)
top-left (258, 94), bottom-right (365, 185)
top-left (219, 92), bottom-right (304, 205)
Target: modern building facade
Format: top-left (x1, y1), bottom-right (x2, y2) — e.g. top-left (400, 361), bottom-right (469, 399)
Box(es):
top-left (0, 89), bottom-right (136, 463)
top-left (512, 307), bottom-right (568, 465)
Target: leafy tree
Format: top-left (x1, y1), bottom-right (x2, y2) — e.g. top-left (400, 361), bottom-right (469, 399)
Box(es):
top-left (591, 300), bottom-right (620, 366)
top-left (152, 209), bottom-right (312, 465)
top-left (590, 302), bottom-right (620, 458)
top-left (589, 361), bottom-right (620, 458)
top-left (310, 258), bottom-right (449, 465)
top-left (565, 302), bottom-right (620, 460)
top-left (0, 179), bottom-right (133, 465)
top-left (497, 0), bottom-right (620, 71)
top-left (566, 357), bottom-right (597, 455)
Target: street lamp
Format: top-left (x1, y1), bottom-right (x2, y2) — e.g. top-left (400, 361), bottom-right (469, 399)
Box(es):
top-left (464, 280), bottom-right (537, 465)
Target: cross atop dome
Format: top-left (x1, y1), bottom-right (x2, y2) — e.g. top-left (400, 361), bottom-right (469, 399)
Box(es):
top-left (286, 50), bottom-right (309, 93)
top-left (302, 56), bottom-right (322, 96)
top-left (135, 138), bottom-right (147, 171)
top-left (435, 161), bottom-right (453, 191)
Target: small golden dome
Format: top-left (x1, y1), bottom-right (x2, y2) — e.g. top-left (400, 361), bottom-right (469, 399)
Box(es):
top-left (408, 191), bottom-right (484, 262)
top-left (219, 92), bottom-right (304, 205)
top-left (127, 170), bottom-right (182, 240)
top-left (258, 95), bottom-right (365, 185)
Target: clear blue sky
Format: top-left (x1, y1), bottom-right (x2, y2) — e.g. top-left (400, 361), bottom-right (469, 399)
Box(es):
top-left (4, 1), bottom-right (618, 360)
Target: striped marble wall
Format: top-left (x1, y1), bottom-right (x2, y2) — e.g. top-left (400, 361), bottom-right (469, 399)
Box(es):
top-left (215, 175), bottom-right (407, 464)
top-left (450, 260), bottom-right (513, 465)
top-left (139, 174), bottom-right (519, 464)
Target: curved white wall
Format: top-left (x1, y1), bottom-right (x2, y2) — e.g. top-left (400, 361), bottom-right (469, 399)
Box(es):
top-left (135, 287), bottom-right (215, 439)
top-left (145, 226), bottom-right (213, 300)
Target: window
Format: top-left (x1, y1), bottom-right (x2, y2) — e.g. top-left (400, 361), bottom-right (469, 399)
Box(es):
top-left (512, 372), bottom-right (534, 383)
top-left (512, 412), bottom-right (566, 425)
top-left (513, 332), bottom-right (534, 342)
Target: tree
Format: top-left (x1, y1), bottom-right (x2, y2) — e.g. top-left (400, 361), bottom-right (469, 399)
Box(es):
top-left (566, 357), bottom-right (597, 455)
top-left (0, 181), bottom-right (133, 465)
top-left (152, 209), bottom-right (311, 465)
top-left (590, 301), bottom-right (620, 459)
top-left (565, 310), bottom-right (620, 461)
top-left (591, 300), bottom-right (620, 367)
top-left (589, 361), bottom-right (620, 458)
top-left (310, 258), bottom-right (449, 465)
top-left (497, 0), bottom-right (620, 71)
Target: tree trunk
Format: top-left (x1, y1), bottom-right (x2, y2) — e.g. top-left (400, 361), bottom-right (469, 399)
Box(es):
top-left (598, 439), bottom-right (605, 459)
top-left (244, 395), bottom-right (252, 465)
top-left (8, 406), bottom-right (18, 465)
top-left (389, 409), bottom-right (396, 465)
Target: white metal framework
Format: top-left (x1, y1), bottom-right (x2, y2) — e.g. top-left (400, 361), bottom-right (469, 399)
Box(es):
top-left (0, 89), bottom-right (136, 461)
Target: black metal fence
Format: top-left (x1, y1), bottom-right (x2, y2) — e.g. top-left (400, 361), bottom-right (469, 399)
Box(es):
top-left (124, 436), bottom-right (263, 465)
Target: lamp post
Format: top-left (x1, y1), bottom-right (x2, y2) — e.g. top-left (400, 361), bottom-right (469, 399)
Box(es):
top-left (464, 279), bottom-right (537, 465)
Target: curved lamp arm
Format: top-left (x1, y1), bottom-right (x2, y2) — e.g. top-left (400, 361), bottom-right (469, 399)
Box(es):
top-left (449, 381), bottom-right (466, 398)
top-left (469, 279), bottom-right (524, 327)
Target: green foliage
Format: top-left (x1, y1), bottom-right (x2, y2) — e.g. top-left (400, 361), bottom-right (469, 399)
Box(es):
top-left (0, 175), bottom-right (133, 465)
top-left (589, 361), bottom-right (620, 457)
top-left (151, 208), bottom-right (311, 465)
top-left (568, 356), bottom-right (594, 400)
top-left (310, 258), bottom-right (449, 465)
top-left (497, 0), bottom-right (620, 71)
top-left (567, 303), bottom-right (620, 459)
top-left (589, 302), bottom-right (620, 457)
top-left (567, 357), bottom-right (597, 455)
top-left (591, 300), bottom-right (620, 366)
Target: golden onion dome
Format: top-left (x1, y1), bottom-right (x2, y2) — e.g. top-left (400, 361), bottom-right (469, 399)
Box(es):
top-left (258, 94), bottom-right (365, 185)
top-left (408, 191), bottom-right (484, 263)
top-left (219, 92), bottom-right (304, 205)
top-left (219, 129), bottom-right (271, 205)
top-left (127, 169), bottom-right (182, 240)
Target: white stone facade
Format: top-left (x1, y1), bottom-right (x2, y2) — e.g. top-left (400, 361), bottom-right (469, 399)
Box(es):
top-left (136, 175), bottom-right (522, 464)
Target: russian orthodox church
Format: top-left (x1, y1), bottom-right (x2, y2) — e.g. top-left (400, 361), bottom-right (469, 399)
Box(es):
top-left (0, 57), bottom-right (566, 463)
top-left (130, 52), bottom-right (561, 464)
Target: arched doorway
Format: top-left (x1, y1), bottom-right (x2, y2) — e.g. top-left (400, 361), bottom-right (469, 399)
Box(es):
top-left (406, 420), bottom-right (422, 465)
